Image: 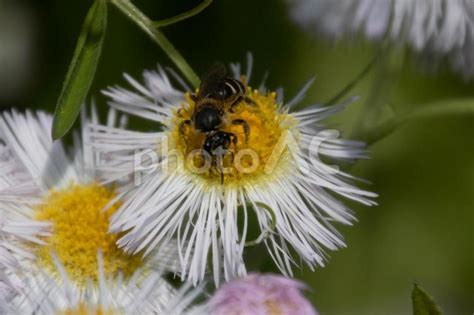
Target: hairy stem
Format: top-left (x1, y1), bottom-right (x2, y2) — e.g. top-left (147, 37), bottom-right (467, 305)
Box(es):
top-left (325, 55), bottom-right (377, 106)
top-left (351, 45), bottom-right (405, 142)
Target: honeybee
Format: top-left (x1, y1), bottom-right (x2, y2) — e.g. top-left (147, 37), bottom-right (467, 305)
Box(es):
top-left (179, 63), bottom-right (254, 182)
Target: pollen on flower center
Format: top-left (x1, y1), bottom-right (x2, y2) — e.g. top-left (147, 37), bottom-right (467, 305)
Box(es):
top-left (61, 304), bottom-right (114, 315)
top-left (170, 85), bottom-right (297, 186)
top-left (35, 183), bottom-right (142, 283)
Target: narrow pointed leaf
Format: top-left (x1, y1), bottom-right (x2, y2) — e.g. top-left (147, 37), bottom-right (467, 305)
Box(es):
top-left (412, 283), bottom-right (443, 315)
top-left (52, 0), bottom-right (107, 140)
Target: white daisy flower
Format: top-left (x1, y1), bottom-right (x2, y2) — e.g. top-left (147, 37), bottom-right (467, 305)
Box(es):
top-left (0, 110), bottom-right (196, 313)
top-left (287, 0), bottom-right (474, 79)
top-left (6, 253), bottom-right (202, 315)
top-left (88, 57), bottom-right (377, 286)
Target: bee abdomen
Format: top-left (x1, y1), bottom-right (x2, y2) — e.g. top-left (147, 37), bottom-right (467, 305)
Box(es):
top-left (225, 79), bottom-right (245, 96)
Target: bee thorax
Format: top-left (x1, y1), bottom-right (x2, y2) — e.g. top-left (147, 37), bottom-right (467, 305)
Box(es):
top-left (194, 107), bottom-right (222, 132)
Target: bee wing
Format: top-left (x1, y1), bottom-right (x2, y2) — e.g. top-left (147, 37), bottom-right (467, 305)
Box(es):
top-left (199, 62), bottom-right (227, 98)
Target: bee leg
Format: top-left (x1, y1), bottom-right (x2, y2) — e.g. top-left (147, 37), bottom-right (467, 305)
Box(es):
top-left (243, 96), bottom-right (257, 107)
top-left (190, 93), bottom-right (198, 102)
top-left (229, 133), bottom-right (238, 146)
top-left (229, 96), bottom-right (256, 113)
top-left (214, 156), bottom-right (225, 184)
top-left (229, 99), bottom-right (241, 113)
top-left (179, 120), bottom-right (191, 139)
top-left (228, 134), bottom-right (237, 167)
top-left (232, 119), bottom-right (250, 144)
top-left (229, 103), bottom-right (236, 113)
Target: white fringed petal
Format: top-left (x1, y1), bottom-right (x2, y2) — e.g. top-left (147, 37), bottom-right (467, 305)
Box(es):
top-left (0, 269), bottom-right (21, 313)
top-left (0, 143), bottom-right (48, 270)
top-left (6, 254), bottom-right (202, 315)
top-left (287, 0), bottom-right (474, 79)
top-left (88, 60), bottom-right (377, 286)
top-left (0, 110), bottom-right (190, 312)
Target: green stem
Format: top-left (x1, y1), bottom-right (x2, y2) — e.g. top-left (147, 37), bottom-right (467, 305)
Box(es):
top-left (325, 55), bottom-right (377, 106)
top-left (153, 0), bottom-right (213, 28)
top-left (110, 0), bottom-right (200, 87)
top-left (351, 45), bottom-right (405, 141)
top-left (365, 99), bottom-right (474, 145)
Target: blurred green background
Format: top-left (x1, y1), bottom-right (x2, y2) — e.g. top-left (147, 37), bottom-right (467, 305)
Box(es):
top-left (1, 0), bottom-right (473, 314)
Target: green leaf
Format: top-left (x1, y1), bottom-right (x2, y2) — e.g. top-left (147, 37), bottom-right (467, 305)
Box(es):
top-left (52, 0), bottom-right (107, 140)
top-left (412, 283), bottom-right (444, 315)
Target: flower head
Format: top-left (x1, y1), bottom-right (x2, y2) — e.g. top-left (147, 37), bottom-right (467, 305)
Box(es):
top-left (7, 253), bottom-right (200, 315)
top-left (0, 110), bottom-right (197, 313)
top-left (89, 57), bottom-right (376, 286)
top-left (207, 273), bottom-right (318, 315)
top-left (287, 0), bottom-right (474, 79)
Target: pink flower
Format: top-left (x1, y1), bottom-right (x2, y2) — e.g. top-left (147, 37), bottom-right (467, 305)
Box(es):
top-left (208, 273), bottom-right (318, 315)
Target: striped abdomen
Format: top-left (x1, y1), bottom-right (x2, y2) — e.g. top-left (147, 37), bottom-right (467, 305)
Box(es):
top-left (224, 78), bottom-right (246, 100)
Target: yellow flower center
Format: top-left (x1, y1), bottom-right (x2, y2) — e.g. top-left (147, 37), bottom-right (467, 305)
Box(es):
top-left (169, 85), bottom-right (297, 187)
top-left (35, 183), bottom-right (141, 284)
top-left (61, 304), bottom-right (114, 315)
